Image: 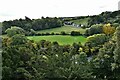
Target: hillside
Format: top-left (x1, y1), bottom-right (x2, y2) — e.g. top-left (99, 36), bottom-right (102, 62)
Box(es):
top-left (2, 10), bottom-right (120, 34)
top-left (70, 17), bottom-right (89, 26)
top-left (37, 25), bottom-right (86, 34)
top-left (2, 10), bottom-right (120, 80)
top-left (62, 10), bottom-right (120, 26)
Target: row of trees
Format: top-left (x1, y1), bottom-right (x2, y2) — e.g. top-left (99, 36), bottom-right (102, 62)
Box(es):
top-left (5, 23), bottom-right (116, 37)
top-left (88, 10), bottom-right (120, 26)
top-left (5, 26), bottom-right (83, 36)
top-left (60, 10), bottom-right (120, 27)
top-left (2, 16), bottom-right (63, 34)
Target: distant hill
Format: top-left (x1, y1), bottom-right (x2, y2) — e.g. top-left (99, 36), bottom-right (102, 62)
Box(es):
top-left (62, 10), bottom-right (120, 26)
top-left (2, 10), bottom-right (120, 34)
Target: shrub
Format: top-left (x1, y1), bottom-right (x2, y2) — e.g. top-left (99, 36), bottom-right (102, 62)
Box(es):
top-left (61, 31), bottom-right (66, 35)
top-left (71, 31), bottom-right (81, 36)
top-left (45, 32), bottom-right (50, 35)
top-left (85, 34), bottom-right (110, 47)
top-left (51, 32), bottom-right (55, 35)
top-left (84, 24), bottom-right (103, 36)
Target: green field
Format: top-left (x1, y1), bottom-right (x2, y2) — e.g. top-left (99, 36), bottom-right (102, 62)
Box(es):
top-left (37, 26), bottom-right (86, 34)
top-left (70, 18), bottom-right (89, 25)
top-left (27, 35), bottom-right (86, 45)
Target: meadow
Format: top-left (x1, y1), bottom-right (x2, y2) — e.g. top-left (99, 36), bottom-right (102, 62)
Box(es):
top-left (34, 26), bottom-right (87, 45)
top-left (27, 35), bottom-right (86, 45)
top-left (37, 25), bottom-right (86, 34)
top-left (70, 17), bottom-right (89, 26)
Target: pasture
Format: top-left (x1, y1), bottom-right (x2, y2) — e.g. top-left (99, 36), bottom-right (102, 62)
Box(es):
top-left (70, 17), bottom-right (89, 26)
top-left (27, 35), bottom-right (86, 45)
top-left (37, 26), bottom-right (86, 34)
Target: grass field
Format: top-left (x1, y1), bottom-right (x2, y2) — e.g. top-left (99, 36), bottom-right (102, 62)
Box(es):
top-left (27, 35), bottom-right (86, 45)
top-left (70, 18), bottom-right (89, 25)
top-left (37, 26), bottom-right (86, 34)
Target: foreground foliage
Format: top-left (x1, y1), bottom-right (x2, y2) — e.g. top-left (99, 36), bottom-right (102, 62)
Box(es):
top-left (2, 26), bottom-right (120, 80)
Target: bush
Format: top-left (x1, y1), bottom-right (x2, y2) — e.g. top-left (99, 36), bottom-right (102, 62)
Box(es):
top-left (61, 31), bottom-right (66, 35)
top-left (55, 33), bottom-right (60, 35)
top-left (35, 33), bottom-right (41, 36)
top-left (51, 32), bottom-right (55, 35)
top-left (5, 26), bottom-right (25, 37)
top-left (45, 32), bottom-right (50, 35)
top-left (85, 34), bottom-right (110, 47)
top-left (71, 31), bottom-right (81, 36)
top-left (84, 24), bottom-right (103, 36)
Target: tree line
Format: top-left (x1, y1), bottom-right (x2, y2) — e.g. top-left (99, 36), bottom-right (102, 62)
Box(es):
top-left (2, 16), bottom-right (63, 34)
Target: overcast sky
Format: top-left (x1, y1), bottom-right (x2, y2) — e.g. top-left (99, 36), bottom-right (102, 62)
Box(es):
top-left (0, 0), bottom-right (119, 22)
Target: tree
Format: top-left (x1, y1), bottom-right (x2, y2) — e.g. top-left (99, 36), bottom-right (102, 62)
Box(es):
top-left (91, 41), bottom-right (115, 79)
top-left (103, 23), bottom-right (115, 35)
top-left (88, 15), bottom-right (104, 26)
top-left (61, 31), bottom-right (66, 35)
top-left (71, 31), bottom-right (80, 36)
top-left (25, 16), bottom-right (31, 21)
top-left (29, 29), bottom-right (36, 36)
top-left (85, 24), bottom-right (103, 36)
top-left (5, 26), bottom-right (25, 37)
top-left (10, 34), bottom-right (28, 45)
top-left (2, 34), bottom-right (36, 80)
top-left (86, 34), bottom-right (109, 47)
top-left (2, 17), bottom-right (63, 34)
top-left (112, 27), bottom-right (120, 72)
top-left (112, 23), bottom-right (119, 28)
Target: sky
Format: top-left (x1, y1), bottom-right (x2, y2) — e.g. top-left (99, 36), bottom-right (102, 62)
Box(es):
top-left (0, 0), bottom-right (120, 22)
